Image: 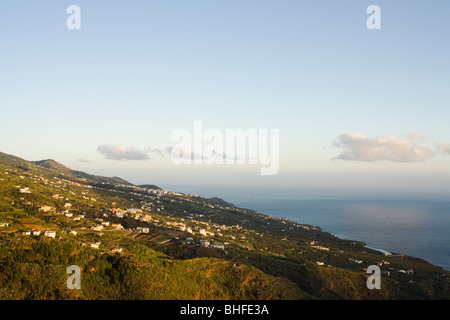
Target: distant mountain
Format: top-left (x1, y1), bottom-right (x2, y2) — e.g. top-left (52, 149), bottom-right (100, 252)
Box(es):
top-left (0, 151), bottom-right (32, 167)
top-left (0, 151), bottom-right (133, 186)
top-left (33, 159), bottom-right (72, 174)
top-left (32, 158), bottom-right (132, 185)
top-left (71, 170), bottom-right (132, 186)
top-left (138, 184), bottom-right (162, 190)
top-left (209, 197), bottom-right (235, 208)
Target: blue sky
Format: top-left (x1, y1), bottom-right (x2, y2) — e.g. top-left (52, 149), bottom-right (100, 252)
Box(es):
top-left (1, 1), bottom-right (449, 193)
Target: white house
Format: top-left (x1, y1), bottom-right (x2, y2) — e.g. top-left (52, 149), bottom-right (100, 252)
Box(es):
top-left (209, 242), bottom-right (225, 250)
top-left (44, 231), bottom-right (56, 238)
top-left (90, 242), bottom-right (101, 249)
top-left (19, 187), bottom-right (31, 194)
top-left (199, 240), bottom-right (210, 247)
top-left (127, 208), bottom-right (142, 214)
top-left (111, 223), bottom-right (123, 230)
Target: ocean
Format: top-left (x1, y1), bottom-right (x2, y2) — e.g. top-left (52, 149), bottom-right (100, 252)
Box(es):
top-left (167, 185), bottom-right (450, 271)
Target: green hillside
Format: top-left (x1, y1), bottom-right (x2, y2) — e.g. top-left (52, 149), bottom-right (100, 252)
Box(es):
top-left (0, 151), bottom-right (449, 300)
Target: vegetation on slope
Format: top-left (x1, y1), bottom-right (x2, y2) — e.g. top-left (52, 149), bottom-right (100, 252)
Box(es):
top-left (0, 151), bottom-right (449, 300)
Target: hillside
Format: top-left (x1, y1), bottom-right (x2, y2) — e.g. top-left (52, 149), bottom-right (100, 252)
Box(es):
top-left (32, 157), bottom-right (132, 186)
top-left (33, 159), bottom-right (72, 173)
top-left (138, 184), bottom-right (162, 190)
top-left (0, 151), bottom-right (449, 300)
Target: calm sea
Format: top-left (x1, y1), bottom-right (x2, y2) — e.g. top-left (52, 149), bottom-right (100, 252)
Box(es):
top-left (167, 185), bottom-right (450, 271)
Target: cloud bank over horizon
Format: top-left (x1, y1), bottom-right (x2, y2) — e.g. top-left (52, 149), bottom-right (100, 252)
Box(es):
top-left (436, 142), bottom-right (450, 156)
top-left (333, 132), bottom-right (435, 162)
top-left (97, 144), bottom-right (150, 161)
top-left (96, 145), bottom-right (172, 161)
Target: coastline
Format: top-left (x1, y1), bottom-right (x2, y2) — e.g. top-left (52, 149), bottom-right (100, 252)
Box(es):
top-left (222, 196), bottom-right (450, 272)
top-left (209, 194), bottom-right (449, 272)
top-left (364, 246), bottom-right (392, 256)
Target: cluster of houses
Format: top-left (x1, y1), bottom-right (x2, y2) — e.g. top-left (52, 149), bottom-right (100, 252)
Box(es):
top-left (110, 208), bottom-right (151, 219)
top-left (201, 240), bottom-right (226, 250)
top-left (374, 260), bottom-right (414, 276)
top-left (398, 268), bottom-right (415, 275)
top-left (12, 182), bottom-right (271, 258)
top-left (81, 242), bottom-right (101, 249)
top-left (91, 220), bottom-right (124, 231)
top-left (184, 238), bottom-right (226, 250)
top-left (39, 206), bottom-right (55, 213)
top-left (39, 203), bottom-right (71, 213)
top-left (135, 226), bottom-right (150, 233)
top-left (22, 230), bottom-right (56, 238)
top-left (18, 187), bottom-right (31, 194)
top-left (8, 172), bottom-right (318, 259)
top-left (376, 260), bottom-right (391, 267)
top-left (350, 258), bottom-right (364, 264)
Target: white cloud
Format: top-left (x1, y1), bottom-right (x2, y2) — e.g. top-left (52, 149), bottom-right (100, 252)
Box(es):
top-left (143, 147), bottom-right (169, 157)
top-left (407, 133), bottom-right (425, 142)
top-left (436, 142), bottom-right (450, 155)
top-left (97, 144), bottom-right (150, 161)
top-left (77, 158), bottom-right (91, 163)
top-left (333, 132), bottom-right (434, 162)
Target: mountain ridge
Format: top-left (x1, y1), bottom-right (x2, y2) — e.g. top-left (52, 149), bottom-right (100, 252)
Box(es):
top-left (0, 152), bottom-right (133, 186)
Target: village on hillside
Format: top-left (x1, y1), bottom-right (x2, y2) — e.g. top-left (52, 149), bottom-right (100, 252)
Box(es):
top-left (1, 168), bottom-right (418, 280)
